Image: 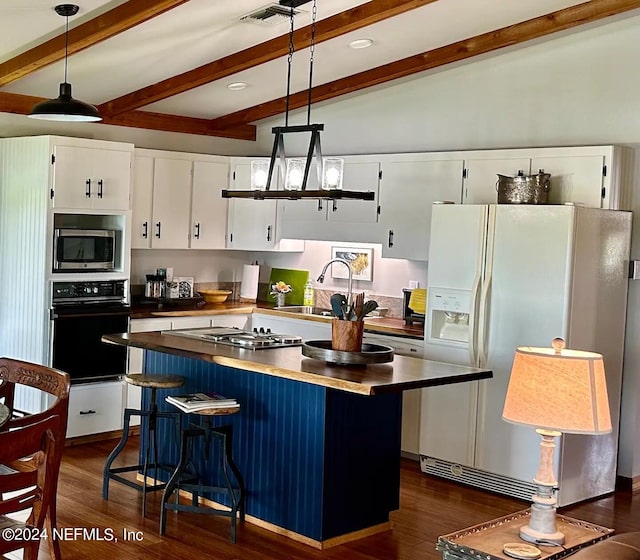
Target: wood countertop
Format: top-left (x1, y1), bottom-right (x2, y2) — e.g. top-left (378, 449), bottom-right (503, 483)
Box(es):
top-left (131, 301), bottom-right (424, 339)
top-left (103, 331), bottom-right (490, 396)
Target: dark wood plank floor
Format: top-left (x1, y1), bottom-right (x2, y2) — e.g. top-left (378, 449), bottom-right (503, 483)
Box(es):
top-left (44, 437), bottom-right (639, 559)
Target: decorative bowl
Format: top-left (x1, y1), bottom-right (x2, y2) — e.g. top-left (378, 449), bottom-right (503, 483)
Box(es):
top-left (200, 289), bottom-right (232, 303)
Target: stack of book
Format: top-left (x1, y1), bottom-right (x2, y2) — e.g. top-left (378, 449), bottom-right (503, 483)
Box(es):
top-left (165, 392), bottom-right (239, 413)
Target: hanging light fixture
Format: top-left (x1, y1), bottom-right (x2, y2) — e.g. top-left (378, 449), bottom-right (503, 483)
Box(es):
top-left (29, 4), bottom-right (102, 122)
top-left (222, 0), bottom-right (373, 201)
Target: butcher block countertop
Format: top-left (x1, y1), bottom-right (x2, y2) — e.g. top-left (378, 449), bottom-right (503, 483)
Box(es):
top-left (131, 301), bottom-right (424, 339)
top-left (103, 331), bottom-right (490, 396)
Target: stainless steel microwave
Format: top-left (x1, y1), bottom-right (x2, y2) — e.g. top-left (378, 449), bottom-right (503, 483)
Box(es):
top-left (53, 228), bottom-right (116, 271)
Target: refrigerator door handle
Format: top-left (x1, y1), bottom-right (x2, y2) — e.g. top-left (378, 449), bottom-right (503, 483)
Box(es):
top-left (477, 274), bottom-right (492, 367)
top-left (468, 273), bottom-right (482, 366)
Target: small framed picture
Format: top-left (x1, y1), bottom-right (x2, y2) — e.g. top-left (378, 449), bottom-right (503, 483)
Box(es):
top-left (175, 277), bottom-right (194, 298)
top-left (331, 247), bottom-right (373, 282)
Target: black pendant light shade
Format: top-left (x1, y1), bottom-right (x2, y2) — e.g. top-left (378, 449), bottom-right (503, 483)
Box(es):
top-left (28, 4), bottom-right (102, 122)
top-left (29, 82), bottom-right (101, 122)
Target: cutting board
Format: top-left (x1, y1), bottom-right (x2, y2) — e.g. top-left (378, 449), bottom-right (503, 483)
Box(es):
top-left (267, 268), bottom-right (309, 305)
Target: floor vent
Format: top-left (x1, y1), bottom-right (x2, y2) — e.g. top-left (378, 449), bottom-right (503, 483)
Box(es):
top-left (420, 455), bottom-right (536, 502)
top-left (240, 4), bottom-right (305, 26)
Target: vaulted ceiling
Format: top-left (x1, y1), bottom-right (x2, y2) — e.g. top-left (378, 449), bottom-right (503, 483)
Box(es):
top-left (1, 0), bottom-right (639, 142)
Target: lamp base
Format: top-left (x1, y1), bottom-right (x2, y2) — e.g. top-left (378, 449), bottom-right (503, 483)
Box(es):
top-left (520, 503), bottom-right (565, 545)
top-left (519, 524), bottom-right (565, 546)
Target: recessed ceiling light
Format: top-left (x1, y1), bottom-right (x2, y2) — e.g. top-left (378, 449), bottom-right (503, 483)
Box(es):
top-left (227, 82), bottom-right (248, 91)
top-left (349, 38), bottom-right (373, 50)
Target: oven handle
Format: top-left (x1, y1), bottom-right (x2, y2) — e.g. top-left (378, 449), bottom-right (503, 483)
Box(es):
top-left (50, 308), bottom-right (131, 320)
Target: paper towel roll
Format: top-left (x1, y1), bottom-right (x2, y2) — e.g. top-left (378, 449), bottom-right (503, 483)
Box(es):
top-left (240, 264), bottom-right (260, 300)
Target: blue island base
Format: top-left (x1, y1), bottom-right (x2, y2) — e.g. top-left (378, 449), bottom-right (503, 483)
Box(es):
top-left (143, 350), bottom-right (402, 545)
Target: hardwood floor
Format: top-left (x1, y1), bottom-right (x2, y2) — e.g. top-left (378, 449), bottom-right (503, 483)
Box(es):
top-left (43, 437), bottom-right (639, 559)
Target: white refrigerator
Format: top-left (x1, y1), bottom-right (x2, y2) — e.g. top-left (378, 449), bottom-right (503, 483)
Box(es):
top-left (419, 204), bottom-right (631, 505)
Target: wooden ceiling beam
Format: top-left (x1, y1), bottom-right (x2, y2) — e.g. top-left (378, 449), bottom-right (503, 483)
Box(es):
top-left (0, 0), bottom-right (189, 88)
top-left (209, 0), bottom-right (640, 129)
top-left (0, 92), bottom-right (256, 141)
top-left (99, 0), bottom-right (437, 117)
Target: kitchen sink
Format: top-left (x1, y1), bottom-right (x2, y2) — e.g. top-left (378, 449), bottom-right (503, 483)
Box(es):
top-left (272, 306), bottom-right (334, 317)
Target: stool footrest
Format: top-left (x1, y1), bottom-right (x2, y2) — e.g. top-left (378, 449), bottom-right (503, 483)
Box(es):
top-left (164, 501), bottom-right (236, 518)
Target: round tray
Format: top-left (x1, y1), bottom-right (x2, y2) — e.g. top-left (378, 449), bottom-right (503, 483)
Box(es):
top-left (302, 340), bottom-right (394, 366)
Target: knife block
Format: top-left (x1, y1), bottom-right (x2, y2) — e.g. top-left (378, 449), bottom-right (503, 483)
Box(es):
top-left (332, 319), bottom-right (364, 352)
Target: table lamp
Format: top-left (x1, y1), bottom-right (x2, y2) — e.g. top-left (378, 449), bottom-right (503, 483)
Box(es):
top-left (502, 338), bottom-right (611, 546)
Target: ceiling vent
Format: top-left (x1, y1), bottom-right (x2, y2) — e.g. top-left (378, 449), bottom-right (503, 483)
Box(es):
top-left (240, 3), bottom-right (304, 26)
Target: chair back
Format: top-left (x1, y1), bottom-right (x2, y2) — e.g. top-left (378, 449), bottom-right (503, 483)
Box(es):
top-left (0, 358), bottom-right (71, 560)
top-left (0, 414), bottom-right (60, 559)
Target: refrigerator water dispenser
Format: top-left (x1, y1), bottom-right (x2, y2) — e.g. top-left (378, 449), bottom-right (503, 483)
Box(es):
top-left (427, 288), bottom-right (471, 345)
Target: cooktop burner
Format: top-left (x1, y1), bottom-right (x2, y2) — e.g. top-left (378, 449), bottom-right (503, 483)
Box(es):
top-left (163, 326), bottom-right (303, 350)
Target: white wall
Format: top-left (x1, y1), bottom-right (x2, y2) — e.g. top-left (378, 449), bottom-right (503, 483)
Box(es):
top-left (131, 242), bottom-right (427, 299)
top-left (250, 14), bottom-right (640, 480)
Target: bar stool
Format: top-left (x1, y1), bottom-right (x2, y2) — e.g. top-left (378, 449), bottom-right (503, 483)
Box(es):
top-left (102, 373), bottom-right (185, 516)
top-left (160, 403), bottom-right (246, 543)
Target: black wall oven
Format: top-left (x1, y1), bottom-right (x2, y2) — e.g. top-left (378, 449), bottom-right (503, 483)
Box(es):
top-left (51, 280), bottom-right (130, 384)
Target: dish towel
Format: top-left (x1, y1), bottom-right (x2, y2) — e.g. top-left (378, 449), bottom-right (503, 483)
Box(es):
top-left (408, 288), bottom-right (427, 314)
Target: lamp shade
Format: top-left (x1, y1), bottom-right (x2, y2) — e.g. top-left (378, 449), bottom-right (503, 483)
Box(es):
top-left (502, 340), bottom-right (611, 434)
top-left (29, 82), bottom-right (102, 122)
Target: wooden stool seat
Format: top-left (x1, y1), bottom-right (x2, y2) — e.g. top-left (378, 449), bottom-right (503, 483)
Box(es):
top-left (125, 373), bottom-right (185, 389)
top-left (191, 406), bottom-right (241, 416)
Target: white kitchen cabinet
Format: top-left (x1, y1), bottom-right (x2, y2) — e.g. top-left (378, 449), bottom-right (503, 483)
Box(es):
top-left (190, 160), bottom-right (228, 249)
top-left (213, 314), bottom-right (250, 329)
top-left (279, 156), bottom-right (381, 243)
top-left (378, 156), bottom-right (464, 260)
top-left (531, 154), bottom-right (605, 207)
top-left (362, 332), bottom-right (424, 456)
top-left (52, 144), bottom-right (132, 211)
top-left (462, 157), bottom-right (531, 204)
top-left (462, 146), bottom-right (619, 208)
top-left (131, 150), bottom-right (229, 250)
top-left (170, 316), bottom-right (213, 330)
top-left (151, 157), bottom-right (192, 249)
top-left (67, 381), bottom-right (124, 438)
top-left (226, 159), bottom-right (303, 252)
top-left (131, 154), bottom-right (154, 248)
top-left (127, 318), bottom-right (173, 424)
top-left (250, 312), bottom-right (331, 341)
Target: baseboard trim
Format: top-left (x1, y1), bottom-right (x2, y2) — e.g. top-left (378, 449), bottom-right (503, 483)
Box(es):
top-left (65, 426), bottom-right (140, 447)
top-left (616, 474), bottom-right (640, 493)
top-left (141, 474), bottom-right (391, 548)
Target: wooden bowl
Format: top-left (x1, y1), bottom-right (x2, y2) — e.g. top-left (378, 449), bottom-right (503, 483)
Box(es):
top-left (200, 289), bottom-right (232, 303)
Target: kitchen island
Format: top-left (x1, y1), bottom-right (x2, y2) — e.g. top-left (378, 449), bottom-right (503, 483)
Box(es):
top-left (103, 331), bottom-right (492, 548)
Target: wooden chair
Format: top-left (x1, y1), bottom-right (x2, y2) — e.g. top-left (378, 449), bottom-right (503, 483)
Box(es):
top-left (0, 414), bottom-right (60, 560)
top-left (0, 358), bottom-right (71, 560)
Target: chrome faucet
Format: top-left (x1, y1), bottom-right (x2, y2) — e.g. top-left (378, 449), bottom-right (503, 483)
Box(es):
top-left (317, 258), bottom-right (353, 307)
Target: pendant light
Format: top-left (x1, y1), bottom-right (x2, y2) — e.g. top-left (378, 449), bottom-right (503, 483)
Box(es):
top-left (222, 0), bottom-right (373, 201)
top-left (29, 4), bottom-right (102, 122)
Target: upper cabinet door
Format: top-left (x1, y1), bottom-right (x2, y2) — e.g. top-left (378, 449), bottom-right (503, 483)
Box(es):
top-left (190, 160), bottom-right (228, 250)
top-left (131, 155), bottom-right (153, 249)
top-left (226, 162), bottom-right (277, 251)
top-left (530, 155), bottom-right (605, 208)
top-left (52, 145), bottom-right (131, 211)
top-left (327, 161), bottom-right (380, 224)
top-left (379, 158), bottom-right (465, 260)
top-left (151, 158), bottom-right (192, 249)
top-left (462, 158), bottom-right (531, 204)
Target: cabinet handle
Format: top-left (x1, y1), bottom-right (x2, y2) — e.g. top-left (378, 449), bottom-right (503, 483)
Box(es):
top-left (266, 225), bottom-right (272, 242)
top-left (194, 223), bottom-right (200, 239)
top-left (388, 229), bottom-right (394, 248)
top-left (155, 222), bottom-right (161, 238)
top-left (85, 179), bottom-right (91, 198)
top-left (142, 221), bottom-right (148, 238)
top-left (79, 410), bottom-right (96, 415)
top-left (97, 179), bottom-right (103, 198)
top-left (317, 200), bottom-right (323, 211)
top-left (332, 200), bottom-right (338, 212)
